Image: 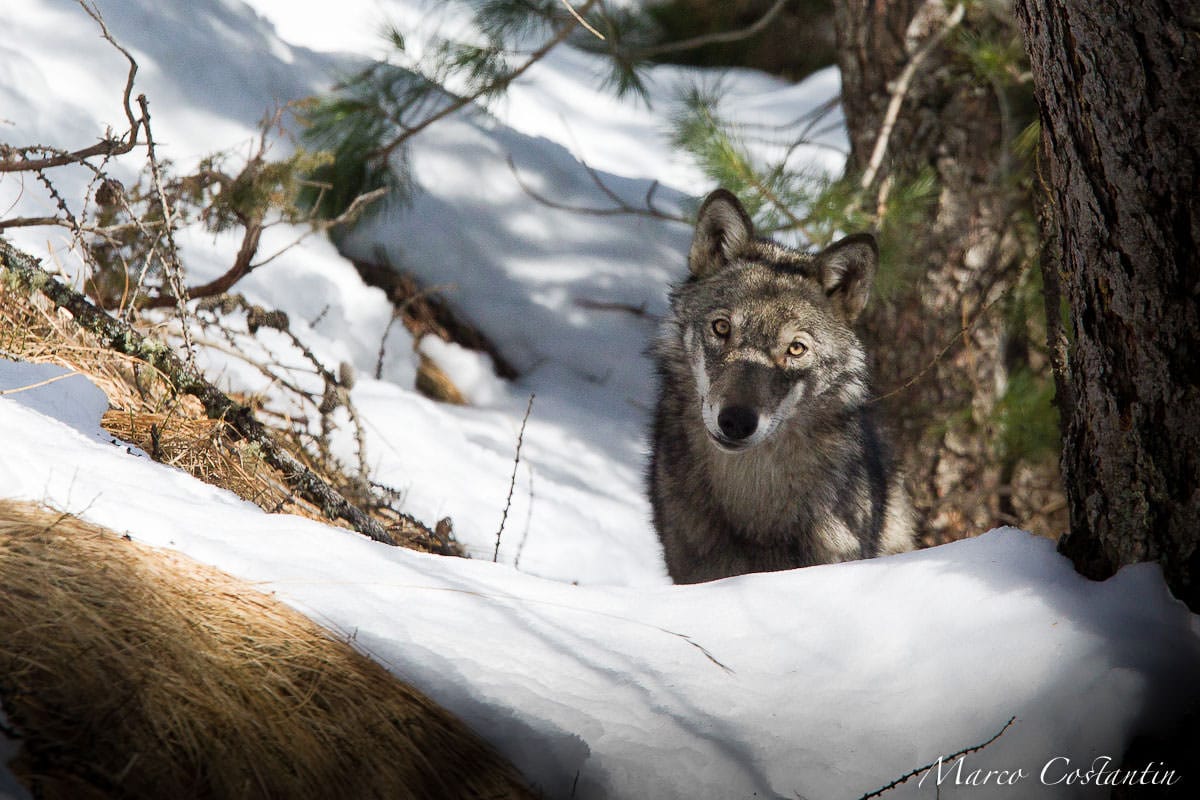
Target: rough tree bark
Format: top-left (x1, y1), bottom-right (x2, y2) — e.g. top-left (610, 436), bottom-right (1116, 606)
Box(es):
top-left (834, 1), bottom-right (1064, 543)
top-left (1015, 0), bottom-right (1200, 609)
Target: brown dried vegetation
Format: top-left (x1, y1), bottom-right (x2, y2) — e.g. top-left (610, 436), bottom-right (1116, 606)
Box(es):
top-left (0, 280), bottom-right (459, 554)
top-left (0, 499), bottom-right (536, 800)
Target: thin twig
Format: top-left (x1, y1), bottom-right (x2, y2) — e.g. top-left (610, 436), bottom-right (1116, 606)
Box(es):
top-left (513, 460), bottom-right (535, 570)
top-left (374, 281), bottom-right (458, 379)
top-left (0, 370), bottom-right (83, 396)
top-left (0, 1), bottom-right (142, 173)
top-left (872, 294), bottom-right (997, 403)
top-left (636, 0), bottom-right (788, 58)
top-left (34, 170), bottom-right (79, 235)
top-left (493, 393), bottom-right (534, 563)
top-left (856, 716), bottom-right (1016, 800)
top-left (506, 155), bottom-right (688, 224)
top-left (872, 222), bottom-right (1030, 404)
top-left (859, 3), bottom-right (965, 192)
top-left (375, 313), bottom-right (404, 381)
top-left (136, 94), bottom-right (197, 375)
top-left (345, 386), bottom-right (371, 486)
top-left (183, 333), bottom-right (314, 406)
top-left (559, 0), bottom-right (605, 40)
top-left (250, 186), bottom-right (389, 272)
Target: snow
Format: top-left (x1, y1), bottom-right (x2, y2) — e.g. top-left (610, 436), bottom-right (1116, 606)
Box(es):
top-left (2, 363), bottom-right (1197, 798)
top-left (2, 1), bottom-right (1198, 798)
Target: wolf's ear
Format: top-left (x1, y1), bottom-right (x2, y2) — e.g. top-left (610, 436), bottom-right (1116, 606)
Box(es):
top-left (689, 189), bottom-right (753, 278)
top-left (816, 233), bottom-right (878, 321)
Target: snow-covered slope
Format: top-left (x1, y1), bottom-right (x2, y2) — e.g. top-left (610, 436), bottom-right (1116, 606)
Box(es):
top-left (3, 359), bottom-right (1198, 799)
top-left (2, 1), bottom-right (1198, 798)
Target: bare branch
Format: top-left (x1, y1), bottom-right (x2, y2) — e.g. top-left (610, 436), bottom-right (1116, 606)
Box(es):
top-left (636, 0), bottom-right (788, 58)
top-left (856, 716), bottom-right (1016, 800)
top-left (559, 0), bottom-right (605, 40)
top-left (0, 239), bottom-right (397, 544)
top-left (0, 216), bottom-right (66, 231)
top-left (0, 0), bottom-right (142, 173)
top-left (76, 0), bottom-right (139, 137)
top-left (0, 137), bottom-right (134, 175)
top-left (493, 394), bottom-right (535, 563)
top-left (859, 3), bottom-right (966, 192)
top-left (136, 94), bottom-right (198, 375)
top-left (506, 155), bottom-right (688, 223)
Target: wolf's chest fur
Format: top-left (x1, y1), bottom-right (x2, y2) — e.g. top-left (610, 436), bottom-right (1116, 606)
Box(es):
top-left (659, 388), bottom-right (873, 569)
top-left (686, 404), bottom-right (839, 536)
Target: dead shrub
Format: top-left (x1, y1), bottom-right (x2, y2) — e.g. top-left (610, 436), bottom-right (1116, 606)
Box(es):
top-left (0, 280), bottom-right (461, 554)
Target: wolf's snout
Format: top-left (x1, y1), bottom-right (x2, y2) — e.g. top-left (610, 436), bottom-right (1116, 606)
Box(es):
top-left (717, 406), bottom-right (758, 441)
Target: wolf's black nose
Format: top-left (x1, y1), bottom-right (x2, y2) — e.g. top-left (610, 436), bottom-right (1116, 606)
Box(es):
top-left (717, 406), bottom-right (758, 441)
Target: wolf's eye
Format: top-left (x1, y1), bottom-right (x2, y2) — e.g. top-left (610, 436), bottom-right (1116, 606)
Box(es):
top-left (787, 340), bottom-right (808, 357)
top-left (711, 318), bottom-right (731, 338)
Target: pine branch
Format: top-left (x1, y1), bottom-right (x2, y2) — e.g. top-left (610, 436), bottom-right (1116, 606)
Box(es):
top-left (374, 0), bottom-right (597, 163)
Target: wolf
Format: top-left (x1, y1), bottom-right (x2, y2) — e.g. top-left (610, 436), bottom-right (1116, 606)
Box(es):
top-left (648, 189), bottom-right (915, 583)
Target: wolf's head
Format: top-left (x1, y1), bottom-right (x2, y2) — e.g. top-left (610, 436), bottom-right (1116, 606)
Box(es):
top-left (665, 189), bottom-right (878, 453)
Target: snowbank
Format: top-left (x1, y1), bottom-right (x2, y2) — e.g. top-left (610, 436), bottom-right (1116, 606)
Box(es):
top-left (2, 359), bottom-right (1197, 799)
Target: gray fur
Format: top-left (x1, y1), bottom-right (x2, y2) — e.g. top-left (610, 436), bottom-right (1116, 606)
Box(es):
top-left (648, 189), bottom-right (915, 584)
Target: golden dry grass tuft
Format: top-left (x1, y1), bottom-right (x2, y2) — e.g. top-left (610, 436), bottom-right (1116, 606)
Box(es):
top-left (101, 408), bottom-right (297, 508)
top-left (0, 272), bottom-right (181, 414)
top-left (0, 499), bottom-right (536, 800)
top-left (416, 353), bottom-right (468, 405)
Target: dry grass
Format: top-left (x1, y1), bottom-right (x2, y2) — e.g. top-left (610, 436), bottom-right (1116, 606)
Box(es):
top-left (0, 275), bottom-right (182, 414)
top-left (0, 499), bottom-right (536, 800)
top-left (0, 280), bottom-right (461, 554)
top-left (416, 353), bottom-right (468, 405)
top-left (101, 408), bottom-right (298, 508)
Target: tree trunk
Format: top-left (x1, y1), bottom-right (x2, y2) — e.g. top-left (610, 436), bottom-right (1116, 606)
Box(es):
top-left (1015, 0), bottom-right (1200, 609)
top-left (834, 1), bottom-right (1065, 544)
